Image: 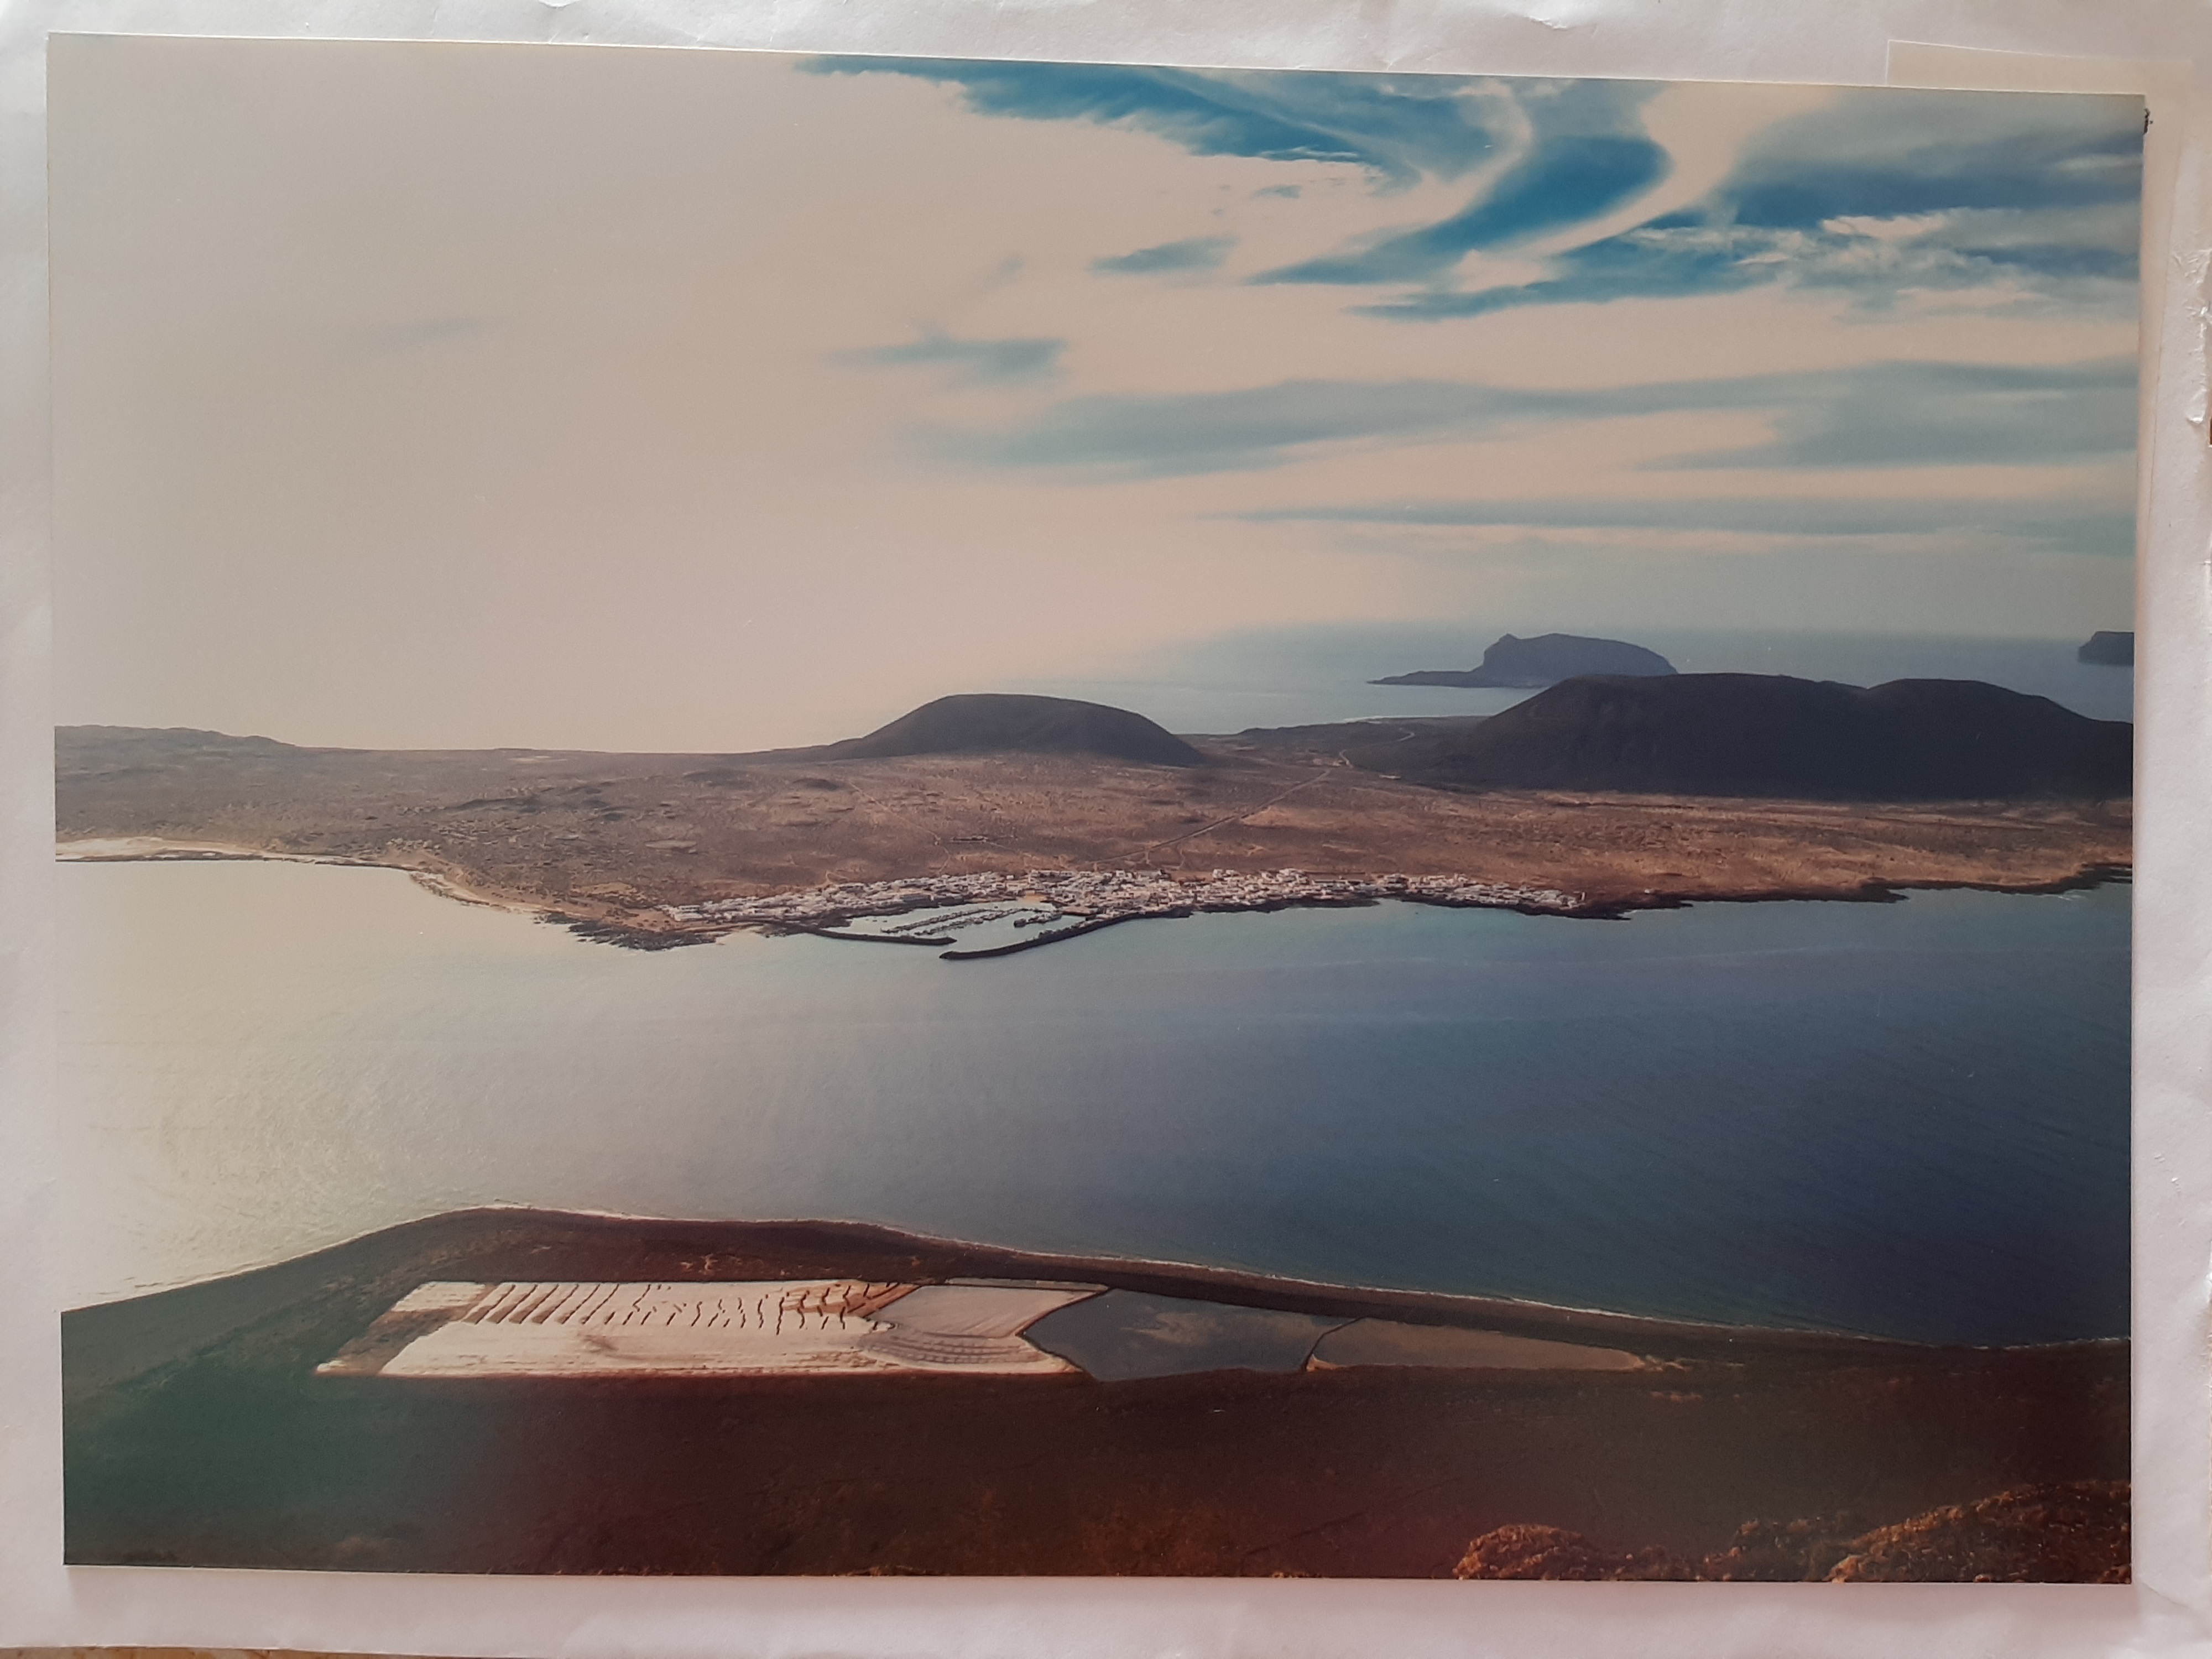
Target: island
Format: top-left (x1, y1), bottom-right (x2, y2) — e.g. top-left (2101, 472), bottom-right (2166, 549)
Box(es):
top-left (1371, 631), bottom-right (1676, 687)
top-left (2078, 630), bottom-right (2135, 665)
top-left (55, 681), bottom-right (2131, 953)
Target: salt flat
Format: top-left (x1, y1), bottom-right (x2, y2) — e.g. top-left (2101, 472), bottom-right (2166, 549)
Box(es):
top-left (322, 1279), bottom-right (1099, 1378)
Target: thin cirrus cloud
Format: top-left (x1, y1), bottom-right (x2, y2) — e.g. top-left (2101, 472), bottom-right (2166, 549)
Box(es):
top-left (930, 358), bottom-right (2136, 478)
top-left (1240, 495), bottom-right (2136, 556)
top-left (1254, 80), bottom-right (1670, 285)
top-left (1657, 360), bottom-right (2140, 471)
top-left (834, 328), bottom-right (1067, 385)
top-left (807, 56), bottom-right (1668, 289)
top-left (1363, 90), bottom-right (2145, 319)
top-left (802, 56), bottom-right (1507, 187)
top-left (804, 57), bottom-right (2140, 323)
top-left (1092, 235), bottom-right (1236, 275)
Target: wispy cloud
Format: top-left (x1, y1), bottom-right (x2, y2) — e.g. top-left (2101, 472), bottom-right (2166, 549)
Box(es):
top-left (941, 378), bottom-right (1506, 476)
top-left (1361, 88), bottom-right (2143, 319)
top-left (1725, 92), bottom-right (2143, 225)
top-left (802, 57), bottom-right (1505, 187)
top-left (834, 327), bottom-right (1066, 385)
top-left (1255, 81), bottom-right (1668, 285)
top-left (932, 358), bottom-right (2135, 477)
top-left (1092, 235), bottom-right (1235, 275)
top-left (802, 62), bottom-right (2138, 324)
top-left (1241, 494), bottom-right (2135, 555)
top-left (1659, 359), bottom-right (2138, 471)
top-left (810, 61), bottom-right (1673, 290)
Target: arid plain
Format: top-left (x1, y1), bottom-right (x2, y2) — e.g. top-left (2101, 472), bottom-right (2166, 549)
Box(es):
top-left (56, 719), bottom-right (2130, 946)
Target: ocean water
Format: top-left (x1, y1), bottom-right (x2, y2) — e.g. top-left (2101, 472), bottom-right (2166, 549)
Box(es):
top-left (56, 860), bottom-right (2130, 1346)
top-left (1007, 627), bottom-right (2135, 733)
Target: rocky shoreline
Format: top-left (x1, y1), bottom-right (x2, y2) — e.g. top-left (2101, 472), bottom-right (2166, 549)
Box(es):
top-left (605, 861), bottom-right (2130, 956)
top-left (58, 724), bottom-right (2135, 952)
top-left (655, 867), bottom-right (1587, 956)
top-left (59, 838), bottom-right (2132, 956)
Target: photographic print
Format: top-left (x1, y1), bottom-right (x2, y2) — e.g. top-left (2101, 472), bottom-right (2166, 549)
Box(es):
top-left (51, 36), bottom-right (2138, 1580)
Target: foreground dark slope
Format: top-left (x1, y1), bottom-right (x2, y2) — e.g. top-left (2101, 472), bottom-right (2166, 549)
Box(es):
top-left (63, 1211), bottom-right (2126, 1578)
top-left (1363, 674), bottom-right (2132, 800)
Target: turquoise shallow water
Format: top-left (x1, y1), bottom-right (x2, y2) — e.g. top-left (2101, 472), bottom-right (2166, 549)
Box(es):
top-left (58, 861), bottom-right (2128, 1344)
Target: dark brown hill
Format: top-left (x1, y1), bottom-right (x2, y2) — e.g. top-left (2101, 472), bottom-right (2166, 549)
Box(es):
top-left (1361, 674), bottom-right (2130, 800)
top-left (825, 693), bottom-right (1203, 766)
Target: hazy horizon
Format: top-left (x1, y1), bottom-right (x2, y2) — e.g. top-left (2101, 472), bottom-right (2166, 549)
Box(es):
top-left (52, 621), bottom-right (2136, 752)
top-left (50, 39), bottom-right (2143, 751)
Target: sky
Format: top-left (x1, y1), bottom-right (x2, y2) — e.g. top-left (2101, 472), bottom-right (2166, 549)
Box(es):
top-left (48, 38), bottom-right (2143, 750)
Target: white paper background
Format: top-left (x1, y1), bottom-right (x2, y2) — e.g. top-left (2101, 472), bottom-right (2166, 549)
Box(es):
top-left (2, 3), bottom-right (2207, 1653)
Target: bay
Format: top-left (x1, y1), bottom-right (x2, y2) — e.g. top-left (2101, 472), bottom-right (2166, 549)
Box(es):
top-left (58, 860), bottom-right (2129, 1346)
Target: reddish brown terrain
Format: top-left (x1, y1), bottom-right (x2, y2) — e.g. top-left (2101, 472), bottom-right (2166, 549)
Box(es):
top-left (55, 721), bottom-right (2129, 944)
top-left (1455, 1482), bottom-right (2128, 1582)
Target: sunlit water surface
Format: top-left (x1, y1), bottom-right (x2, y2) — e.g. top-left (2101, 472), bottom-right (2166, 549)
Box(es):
top-left (59, 860), bottom-right (2128, 1344)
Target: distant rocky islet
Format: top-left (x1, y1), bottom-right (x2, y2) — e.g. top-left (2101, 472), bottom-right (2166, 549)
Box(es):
top-left (2077, 630), bottom-right (2133, 666)
top-left (1372, 632), bottom-right (1677, 689)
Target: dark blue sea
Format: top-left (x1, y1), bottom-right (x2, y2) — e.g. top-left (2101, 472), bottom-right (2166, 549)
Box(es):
top-left (59, 862), bottom-right (2129, 1346)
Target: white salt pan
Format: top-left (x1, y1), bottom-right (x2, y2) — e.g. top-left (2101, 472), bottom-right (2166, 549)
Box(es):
top-left (325, 1280), bottom-right (1100, 1379)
